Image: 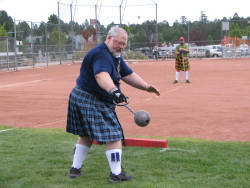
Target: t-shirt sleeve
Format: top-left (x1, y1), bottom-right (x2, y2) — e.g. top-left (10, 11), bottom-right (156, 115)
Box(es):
top-left (120, 58), bottom-right (133, 77)
top-left (93, 55), bottom-right (112, 75)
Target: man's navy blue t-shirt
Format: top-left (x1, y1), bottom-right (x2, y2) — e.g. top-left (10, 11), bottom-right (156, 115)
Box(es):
top-left (76, 42), bottom-right (133, 103)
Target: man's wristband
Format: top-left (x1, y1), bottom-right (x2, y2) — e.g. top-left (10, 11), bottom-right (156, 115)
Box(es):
top-left (109, 87), bottom-right (118, 94)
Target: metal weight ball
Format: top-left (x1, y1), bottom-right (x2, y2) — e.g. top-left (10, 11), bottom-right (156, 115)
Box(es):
top-left (134, 110), bottom-right (151, 127)
top-left (115, 97), bottom-right (151, 127)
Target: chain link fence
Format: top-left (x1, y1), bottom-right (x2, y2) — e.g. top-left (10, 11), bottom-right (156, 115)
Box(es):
top-left (0, 20), bottom-right (105, 71)
top-left (0, 36), bottom-right (17, 70)
top-left (129, 42), bottom-right (250, 60)
top-left (1, 19), bottom-right (250, 71)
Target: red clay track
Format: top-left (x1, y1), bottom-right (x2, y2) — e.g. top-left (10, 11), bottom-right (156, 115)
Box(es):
top-left (0, 58), bottom-right (250, 142)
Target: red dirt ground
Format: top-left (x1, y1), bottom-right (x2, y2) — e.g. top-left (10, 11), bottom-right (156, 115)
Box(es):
top-left (1, 58), bottom-right (250, 142)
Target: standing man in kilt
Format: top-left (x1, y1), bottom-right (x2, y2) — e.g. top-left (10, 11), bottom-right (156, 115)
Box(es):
top-left (174, 37), bottom-right (190, 84)
top-left (66, 26), bottom-right (160, 183)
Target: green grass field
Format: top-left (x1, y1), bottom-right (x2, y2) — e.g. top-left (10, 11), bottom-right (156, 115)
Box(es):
top-left (0, 125), bottom-right (250, 188)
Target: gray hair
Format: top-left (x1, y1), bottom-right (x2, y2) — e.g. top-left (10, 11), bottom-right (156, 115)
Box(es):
top-left (107, 26), bottom-right (127, 39)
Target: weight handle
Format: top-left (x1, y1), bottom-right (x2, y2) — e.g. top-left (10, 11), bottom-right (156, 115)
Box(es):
top-left (123, 104), bottom-right (135, 114)
top-left (114, 96), bottom-right (135, 114)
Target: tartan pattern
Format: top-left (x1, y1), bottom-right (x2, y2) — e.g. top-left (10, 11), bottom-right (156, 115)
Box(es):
top-left (175, 55), bottom-right (190, 71)
top-left (66, 86), bottom-right (124, 144)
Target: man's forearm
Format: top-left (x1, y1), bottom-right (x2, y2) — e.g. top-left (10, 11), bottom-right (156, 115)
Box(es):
top-left (95, 72), bottom-right (116, 93)
top-left (122, 72), bottom-right (149, 90)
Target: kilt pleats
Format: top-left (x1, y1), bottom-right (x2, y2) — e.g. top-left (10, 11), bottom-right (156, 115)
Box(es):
top-left (66, 86), bottom-right (124, 144)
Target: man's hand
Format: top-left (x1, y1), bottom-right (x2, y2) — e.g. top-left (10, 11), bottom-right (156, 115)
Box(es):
top-left (179, 49), bottom-right (185, 54)
top-left (109, 88), bottom-right (127, 104)
top-left (145, 85), bottom-right (160, 96)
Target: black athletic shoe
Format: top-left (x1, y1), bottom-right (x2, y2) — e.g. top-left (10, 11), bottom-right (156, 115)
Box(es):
top-left (173, 80), bottom-right (178, 84)
top-left (109, 170), bottom-right (132, 183)
top-left (69, 167), bottom-right (82, 178)
top-left (186, 80), bottom-right (191, 83)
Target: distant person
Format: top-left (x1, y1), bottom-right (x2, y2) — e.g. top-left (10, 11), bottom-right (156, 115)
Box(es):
top-left (66, 26), bottom-right (160, 183)
top-left (153, 46), bottom-right (159, 60)
top-left (174, 37), bottom-right (190, 84)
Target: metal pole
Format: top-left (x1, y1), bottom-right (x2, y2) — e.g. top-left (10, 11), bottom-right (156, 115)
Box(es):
top-left (70, 3), bottom-right (74, 63)
top-left (70, 3), bottom-right (73, 25)
top-left (119, 4), bottom-right (122, 27)
top-left (45, 23), bottom-right (48, 66)
top-left (155, 3), bottom-right (158, 44)
top-left (6, 37), bottom-right (9, 70)
top-left (119, 0), bottom-right (124, 27)
top-left (95, 4), bottom-right (97, 24)
top-left (31, 21), bottom-right (34, 68)
top-left (58, 1), bottom-right (62, 64)
top-left (14, 19), bottom-right (17, 71)
top-left (95, 4), bottom-right (98, 44)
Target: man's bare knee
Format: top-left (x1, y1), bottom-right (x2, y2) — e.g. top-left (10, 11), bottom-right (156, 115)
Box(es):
top-left (77, 136), bottom-right (92, 147)
top-left (106, 140), bottom-right (122, 150)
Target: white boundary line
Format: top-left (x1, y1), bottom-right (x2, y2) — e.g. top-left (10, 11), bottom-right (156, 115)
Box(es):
top-left (0, 129), bottom-right (14, 133)
top-left (34, 119), bottom-right (66, 128)
top-left (165, 85), bottom-right (184, 93)
top-left (0, 119), bottom-right (65, 133)
top-left (160, 147), bottom-right (196, 153)
top-left (0, 79), bottom-right (45, 89)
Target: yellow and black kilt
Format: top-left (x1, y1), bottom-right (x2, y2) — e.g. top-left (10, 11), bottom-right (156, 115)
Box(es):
top-left (175, 55), bottom-right (190, 71)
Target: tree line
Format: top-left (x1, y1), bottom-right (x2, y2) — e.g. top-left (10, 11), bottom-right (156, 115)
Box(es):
top-left (1, 10), bottom-right (250, 49)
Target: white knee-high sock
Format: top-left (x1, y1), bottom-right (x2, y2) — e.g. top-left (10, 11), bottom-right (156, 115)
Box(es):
top-left (72, 144), bottom-right (89, 169)
top-left (185, 71), bottom-right (189, 80)
top-left (176, 72), bottom-right (180, 80)
top-left (106, 149), bottom-right (122, 175)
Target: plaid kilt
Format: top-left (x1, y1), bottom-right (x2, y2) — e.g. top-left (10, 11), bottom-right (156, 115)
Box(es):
top-left (66, 85), bottom-right (124, 144)
top-left (175, 55), bottom-right (190, 71)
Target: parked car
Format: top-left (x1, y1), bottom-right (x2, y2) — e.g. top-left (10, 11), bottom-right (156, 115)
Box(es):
top-left (154, 46), bottom-right (171, 59)
top-left (236, 44), bottom-right (249, 56)
top-left (134, 47), bottom-right (153, 58)
top-left (206, 45), bottom-right (222, 57)
top-left (157, 50), bottom-right (167, 59)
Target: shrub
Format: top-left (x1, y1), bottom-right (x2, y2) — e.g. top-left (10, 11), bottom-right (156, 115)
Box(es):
top-left (126, 50), bottom-right (148, 59)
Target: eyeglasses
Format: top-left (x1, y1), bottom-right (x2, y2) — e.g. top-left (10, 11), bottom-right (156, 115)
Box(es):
top-left (113, 39), bottom-right (127, 47)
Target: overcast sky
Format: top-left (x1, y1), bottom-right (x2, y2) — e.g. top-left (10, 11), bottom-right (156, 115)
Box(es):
top-left (1, 0), bottom-right (250, 25)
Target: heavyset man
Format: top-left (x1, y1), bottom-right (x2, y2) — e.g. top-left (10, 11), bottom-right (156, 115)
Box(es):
top-left (66, 26), bottom-right (160, 183)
